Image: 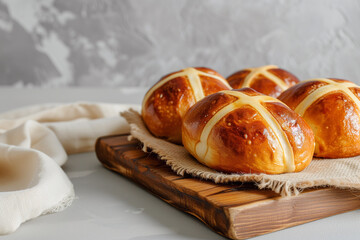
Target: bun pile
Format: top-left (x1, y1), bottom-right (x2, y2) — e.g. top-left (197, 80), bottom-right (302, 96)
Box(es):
top-left (141, 65), bottom-right (360, 174)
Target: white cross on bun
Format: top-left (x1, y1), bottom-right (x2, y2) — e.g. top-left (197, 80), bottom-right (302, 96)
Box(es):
top-left (227, 65), bottom-right (299, 98)
top-left (279, 78), bottom-right (360, 158)
top-left (182, 88), bottom-right (315, 174)
top-left (142, 67), bottom-right (231, 144)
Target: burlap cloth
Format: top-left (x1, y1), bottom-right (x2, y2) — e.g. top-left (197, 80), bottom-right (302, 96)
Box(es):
top-left (121, 109), bottom-right (360, 197)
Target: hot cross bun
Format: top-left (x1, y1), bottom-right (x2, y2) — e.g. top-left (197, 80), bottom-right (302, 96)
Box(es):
top-left (279, 78), bottom-right (360, 158)
top-left (182, 88), bottom-right (315, 174)
top-left (227, 65), bottom-right (299, 98)
top-left (142, 67), bottom-right (231, 144)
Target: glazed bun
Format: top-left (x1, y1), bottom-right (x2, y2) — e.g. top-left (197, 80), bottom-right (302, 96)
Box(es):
top-left (142, 67), bottom-right (231, 144)
top-left (278, 78), bottom-right (360, 158)
top-left (182, 88), bottom-right (315, 174)
top-left (227, 65), bottom-right (299, 98)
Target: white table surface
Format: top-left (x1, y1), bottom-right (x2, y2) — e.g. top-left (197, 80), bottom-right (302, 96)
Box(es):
top-left (0, 87), bottom-right (359, 240)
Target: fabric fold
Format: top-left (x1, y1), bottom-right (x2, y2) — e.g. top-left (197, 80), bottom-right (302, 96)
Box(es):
top-left (0, 102), bottom-right (140, 235)
top-left (0, 144), bottom-right (74, 234)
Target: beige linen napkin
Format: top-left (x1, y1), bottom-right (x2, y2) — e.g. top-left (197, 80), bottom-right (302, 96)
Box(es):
top-left (0, 102), bottom-right (140, 235)
top-left (122, 109), bottom-right (360, 197)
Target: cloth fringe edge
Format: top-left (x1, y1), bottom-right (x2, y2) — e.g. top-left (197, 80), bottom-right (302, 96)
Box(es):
top-left (121, 109), bottom-right (360, 198)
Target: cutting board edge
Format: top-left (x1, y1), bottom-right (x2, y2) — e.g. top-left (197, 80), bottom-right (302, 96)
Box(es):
top-left (95, 135), bottom-right (360, 240)
top-left (226, 188), bottom-right (360, 239)
top-left (96, 148), bottom-right (232, 239)
top-left (95, 136), bottom-right (233, 238)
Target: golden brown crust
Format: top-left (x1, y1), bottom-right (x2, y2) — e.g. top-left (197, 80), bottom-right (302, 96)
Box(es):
top-left (303, 92), bottom-right (360, 158)
top-left (227, 66), bottom-right (299, 98)
top-left (227, 70), bottom-right (251, 88)
top-left (195, 67), bottom-right (223, 78)
top-left (142, 77), bottom-right (194, 143)
top-left (250, 74), bottom-right (283, 97)
top-left (182, 88), bottom-right (315, 174)
top-left (267, 68), bottom-right (299, 86)
top-left (206, 106), bottom-right (283, 174)
top-left (182, 93), bottom-right (238, 140)
top-left (278, 78), bottom-right (360, 158)
top-left (199, 75), bottom-right (230, 95)
top-left (235, 87), bottom-right (260, 96)
top-left (277, 80), bottom-right (327, 109)
top-left (349, 87), bottom-right (360, 100)
top-left (142, 67), bottom-right (231, 144)
top-left (262, 102), bottom-right (314, 171)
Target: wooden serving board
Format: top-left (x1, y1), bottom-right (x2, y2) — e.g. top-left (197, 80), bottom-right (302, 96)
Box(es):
top-left (95, 134), bottom-right (360, 240)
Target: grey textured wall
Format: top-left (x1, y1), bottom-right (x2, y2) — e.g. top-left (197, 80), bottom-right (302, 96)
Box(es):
top-left (0, 0), bottom-right (359, 87)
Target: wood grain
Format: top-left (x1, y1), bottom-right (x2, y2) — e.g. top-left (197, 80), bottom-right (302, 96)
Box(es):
top-left (95, 134), bottom-right (360, 240)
